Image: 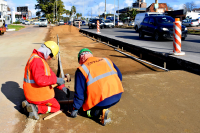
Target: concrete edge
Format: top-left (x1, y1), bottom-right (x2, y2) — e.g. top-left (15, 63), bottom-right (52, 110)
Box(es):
top-left (79, 29), bottom-right (200, 75)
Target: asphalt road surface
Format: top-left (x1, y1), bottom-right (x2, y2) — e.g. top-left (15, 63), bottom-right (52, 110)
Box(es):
top-left (81, 26), bottom-right (200, 65)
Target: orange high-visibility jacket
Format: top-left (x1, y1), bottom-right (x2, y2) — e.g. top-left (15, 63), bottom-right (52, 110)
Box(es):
top-left (23, 53), bottom-right (55, 102)
top-left (78, 57), bottom-right (124, 111)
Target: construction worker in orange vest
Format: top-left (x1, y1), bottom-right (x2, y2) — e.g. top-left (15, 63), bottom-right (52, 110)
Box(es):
top-left (22, 41), bottom-right (70, 120)
top-left (71, 48), bottom-right (124, 126)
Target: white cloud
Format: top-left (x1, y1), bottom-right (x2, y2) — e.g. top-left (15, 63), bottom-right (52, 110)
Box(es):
top-left (25, 0), bottom-right (37, 17)
top-left (7, 0), bottom-right (16, 10)
top-left (173, 4), bottom-right (184, 10)
top-left (124, 0), bottom-right (134, 7)
top-left (195, 0), bottom-right (200, 5)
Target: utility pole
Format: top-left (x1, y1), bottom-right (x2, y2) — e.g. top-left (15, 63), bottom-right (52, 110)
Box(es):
top-left (114, 0), bottom-right (115, 26)
top-left (118, 0), bottom-right (119, 21)
top-left (104, 0), bottom-right (106, 19)
top-left (91, 8), bottom-right (92, 18)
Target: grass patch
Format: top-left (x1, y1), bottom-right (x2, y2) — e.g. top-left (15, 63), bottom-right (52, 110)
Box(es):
top-left (187, 29), bottom-right (200, 34)
top-left (8, 25), bottom-right (25, 31)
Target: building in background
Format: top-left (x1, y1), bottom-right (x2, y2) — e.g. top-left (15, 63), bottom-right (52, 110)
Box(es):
top-left (0, 0), bottom-right (7, 18)
top-left (132, 0), bottom-right (147, 9)
top-left (146, 3), bottom-right (168, 13)
top-left (17, 6), bottom-right (28, 20)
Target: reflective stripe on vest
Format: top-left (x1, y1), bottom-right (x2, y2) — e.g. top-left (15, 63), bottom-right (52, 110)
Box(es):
top-left (24, 55), bottom-right (49, 84)
top-left (81, 58), bottom-right (117, 86)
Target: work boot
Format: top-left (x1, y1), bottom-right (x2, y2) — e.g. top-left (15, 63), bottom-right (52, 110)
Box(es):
top-left (26, 104), bottom-right (39, 120)
top-left (100, 109), bottom-right (112, 126)
top-left (22, 100), bottom-right (29, 109)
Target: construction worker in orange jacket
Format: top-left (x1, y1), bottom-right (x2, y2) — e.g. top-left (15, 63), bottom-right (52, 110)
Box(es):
top-left (22, 41), bottom-right (70, 120)
top-left (71, 48), bottom-right (124, 126)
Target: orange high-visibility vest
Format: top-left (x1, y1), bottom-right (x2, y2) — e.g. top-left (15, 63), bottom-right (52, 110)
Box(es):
top-left (78, 57), bottom-right (124, 111)
top-left (23, 53), bottom-right (54, 102)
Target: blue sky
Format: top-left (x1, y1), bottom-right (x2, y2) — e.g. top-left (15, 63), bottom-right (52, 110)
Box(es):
top-left (6, 0), bottom-right (200, 18)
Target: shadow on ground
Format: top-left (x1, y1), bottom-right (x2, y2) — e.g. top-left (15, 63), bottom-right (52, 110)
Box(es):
top-left (1, 81), bottom-right (25, 114)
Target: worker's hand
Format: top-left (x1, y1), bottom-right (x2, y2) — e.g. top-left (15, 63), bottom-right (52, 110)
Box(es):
top-left (62, 87), bottom-right (70, 98)
top-left (71, 109), bottom-right (78, 118)
top-left (57, 84), bottom-right (65, 90)
top-left (57, 77), bottom-right (65, 86)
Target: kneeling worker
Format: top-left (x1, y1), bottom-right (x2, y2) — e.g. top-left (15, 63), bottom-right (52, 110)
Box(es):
top-left (71, 48), bottom-right (124, 126)
top-left (22, 41), bottom-right (70, 120)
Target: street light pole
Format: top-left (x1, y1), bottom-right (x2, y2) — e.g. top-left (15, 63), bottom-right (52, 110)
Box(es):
top-left (118, 0), bottom-right (119, 21)
top-left (105, 0), bottom-right (106, 19)
top-left (114, 0), bottom-right (115, 26)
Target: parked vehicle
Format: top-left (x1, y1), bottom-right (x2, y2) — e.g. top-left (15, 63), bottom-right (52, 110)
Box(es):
top-left (22, 20), bottom-right (25, 24)
top-left (128, 21), bottom-right (135, 26)
top-left (82, 20), bottom-right (88, 25)
top-left (139, 16), bottom-right (187, 41)
top-left (115, 20), bottom-right (123, 26)
top-left (25, 20), bottom-right (30, 25)
top-left (88, 19), bottom-right (104, 29)
top-left (134, 12), bottom-right (164, 32)
top-left (58, 20), bottom-right (64, 25)
top-left (182, 19), bottom-right (199, 27)
top-left (67, 21), bottom-right (72, 25)
top-left (73, 19), bottom-right (82, 26)
top-left (39, 17), bottom-right (48, 27)
top-left (186, 12), bottom-right (200, 20)
top-left (104, 19), bottom-right (114, 28)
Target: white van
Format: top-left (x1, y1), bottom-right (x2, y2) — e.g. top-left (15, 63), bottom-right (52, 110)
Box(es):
top-left (134, 12), bottom-right (164, 32)
top-left (39, 17), bottom-right (48, 27)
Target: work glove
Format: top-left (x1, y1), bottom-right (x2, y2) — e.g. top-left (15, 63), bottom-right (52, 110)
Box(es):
top-left (62, 87), bottom-right (70, 98)
top-left (71, 109), bottom-right (78, 118)
top-left (57, 77), bottom-right (65, 86)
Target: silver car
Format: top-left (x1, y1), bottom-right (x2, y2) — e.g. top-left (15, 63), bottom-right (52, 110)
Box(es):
top-left (182, 19), bottom-right (199, 27)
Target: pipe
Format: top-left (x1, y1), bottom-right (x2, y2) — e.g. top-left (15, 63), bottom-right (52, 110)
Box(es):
top-left (115, 49), bottom-right (169, 71)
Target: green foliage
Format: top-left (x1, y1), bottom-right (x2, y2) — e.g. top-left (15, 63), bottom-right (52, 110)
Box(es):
top-left (35, 0), bottom-right (66, 21)
top-left (8, 25), bottom-right (25, 31)
top-left (13, 21), bottom-right (21, 24)
top-left (119, 9), bottom-right (139, 22)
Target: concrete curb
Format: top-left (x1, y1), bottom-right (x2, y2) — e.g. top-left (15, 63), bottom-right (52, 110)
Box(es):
top-left (80, 29), bottom-right (200, 75)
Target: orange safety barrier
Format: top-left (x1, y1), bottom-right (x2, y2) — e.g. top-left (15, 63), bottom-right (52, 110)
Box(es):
top-left (79, 21), bottom-right (81, 29)
top-left (97, 20), bottom-right (100, 33)
top-left (173, 18), bottom-right (185, 55)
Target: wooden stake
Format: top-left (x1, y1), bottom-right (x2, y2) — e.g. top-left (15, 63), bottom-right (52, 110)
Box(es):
top-left (43, 110), bottom-right (63, 120)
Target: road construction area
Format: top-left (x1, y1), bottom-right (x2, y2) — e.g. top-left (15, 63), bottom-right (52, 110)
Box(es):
top-left (0, 25), bottom-right (200, 133)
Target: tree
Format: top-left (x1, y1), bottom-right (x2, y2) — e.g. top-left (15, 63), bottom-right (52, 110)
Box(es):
top-left (71, 6), bottom-right (76, 15)
top-left (35, 0), bottom-right (66, 21)
top-left (183, 1), bottom-right (196, 12)
top-left (167, 4), bottom-right (173, 11)
top-left (7, 6), bottom-right (11, 11)
top-left (65, 10), bottom-right (70, 16)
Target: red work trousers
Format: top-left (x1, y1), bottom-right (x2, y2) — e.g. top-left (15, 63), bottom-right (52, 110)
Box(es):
top-left (27, 98), bottom-right (60, 114)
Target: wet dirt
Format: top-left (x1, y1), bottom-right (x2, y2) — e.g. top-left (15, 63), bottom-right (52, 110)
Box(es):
top-left (21, 25), bottom-right (200, 133)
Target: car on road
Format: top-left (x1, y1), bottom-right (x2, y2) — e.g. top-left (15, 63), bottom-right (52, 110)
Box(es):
top-left (82, 20), bottom-right (88, 25)
top-left (128, 21), bottom-right (135, 26)
top-left (134, 12), bottom-right (164, 32)
top-left (182, 19), bottom-right (199, 27)
top-left (73, 19), bottom-right (82, 26)
top-left (58, 20), bottom-right (65, 25)
top-left (139, 16), bottom-right (188, 41)
top-left (24, 20), bottom-right (30, 25)
top-left (115, 20), bottom-right (123, 26)
top-left (21, 20), bottom-right (25, 24)
top-left (104, 19), bottom-right (114, 28)
top-left (88, 19), bottom-right (104, 29)
top-left (39, 17), bottom-right (48, 27)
